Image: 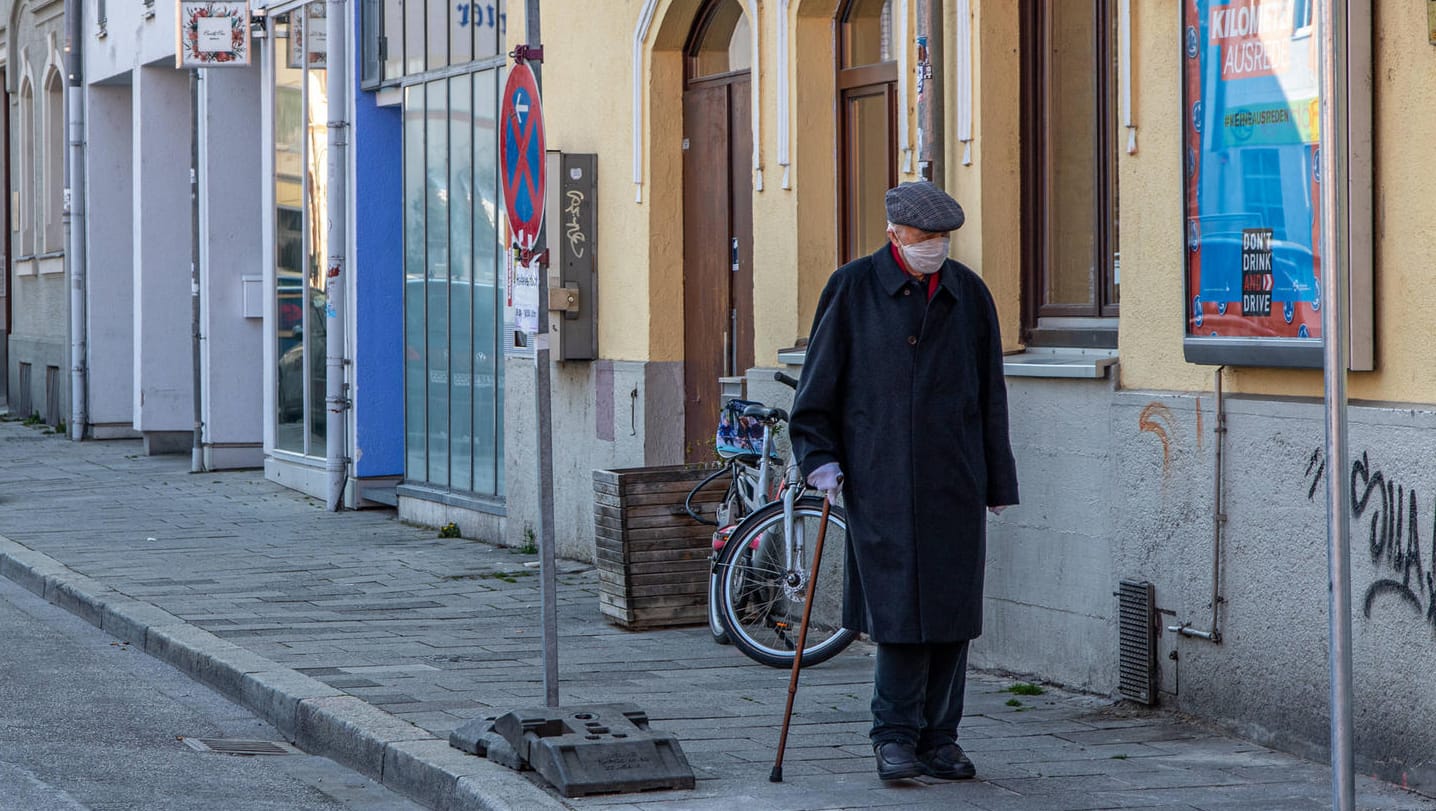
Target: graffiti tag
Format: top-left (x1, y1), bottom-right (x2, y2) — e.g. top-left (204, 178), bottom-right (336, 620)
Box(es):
top-left (454, 3), bottom-right (506, 31)
top-left (565, 189), bottom-right (586, 259)
top-left (1139, 402), bottom-right (1177, 476)
top-left (1305, 449), bottom-right (1436, 626)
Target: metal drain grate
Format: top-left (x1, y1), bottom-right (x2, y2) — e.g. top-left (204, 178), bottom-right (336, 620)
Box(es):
top-left (1117, 579), bottom-right (1157, 705)
top-left (182, 738), bottom-right (300, 756)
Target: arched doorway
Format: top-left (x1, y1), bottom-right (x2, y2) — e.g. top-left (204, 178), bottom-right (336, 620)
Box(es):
top-left (682, 0), bottom-right (754, 462)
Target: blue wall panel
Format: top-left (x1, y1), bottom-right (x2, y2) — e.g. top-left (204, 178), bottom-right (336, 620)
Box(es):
top-left (352, 23), bottom-right (404, 479)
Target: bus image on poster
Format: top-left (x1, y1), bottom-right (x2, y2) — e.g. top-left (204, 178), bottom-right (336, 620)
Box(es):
top-left (1183, 0), bottom-right (1324, 367)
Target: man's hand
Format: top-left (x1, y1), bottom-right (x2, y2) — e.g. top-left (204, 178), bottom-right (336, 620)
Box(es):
top-left (807, 462), bottom-right (844, 502)
top-left (989, 505), bottom-right (1009, 516)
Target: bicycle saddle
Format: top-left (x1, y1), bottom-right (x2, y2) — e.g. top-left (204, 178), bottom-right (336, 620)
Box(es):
top-left (741, 404), bottom-right (788, 423)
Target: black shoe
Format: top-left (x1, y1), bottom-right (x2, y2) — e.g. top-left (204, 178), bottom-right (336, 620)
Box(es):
top-left (919, 743), bottom-right (976, 780)
top-left (873, 741), bottom-right (924, 781)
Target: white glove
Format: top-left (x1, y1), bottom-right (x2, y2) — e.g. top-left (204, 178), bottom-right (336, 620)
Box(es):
top-left (807, 462), bottom-right (844, 502)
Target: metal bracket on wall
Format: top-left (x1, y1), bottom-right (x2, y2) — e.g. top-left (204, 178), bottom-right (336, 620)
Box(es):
top-left (548, 282), bottom-right (580, 315)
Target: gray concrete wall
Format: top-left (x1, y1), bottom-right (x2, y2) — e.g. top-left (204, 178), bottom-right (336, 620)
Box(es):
top-left (84, 0), bottom-right (181, 84)
top-left (1109, 391), bottom-right (1436, 794)
top-left (130, 66), bottom-right (193, 439)
top-left (84, 81), bottom-right (135, 436)
top-left (496, 357), bottom-right (683, 560)
top-left (966, 374), bottom-right (1436, 797)
top-left (4, 331), bottom-right (62, 418)
top-left (974, 376), bottom-right (1121, 690)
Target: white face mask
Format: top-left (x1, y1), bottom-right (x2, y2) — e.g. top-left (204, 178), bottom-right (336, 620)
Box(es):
top-left (891, 231), bottom-right (951, 275)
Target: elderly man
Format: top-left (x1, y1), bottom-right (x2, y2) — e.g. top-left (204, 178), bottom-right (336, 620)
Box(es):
top-left (789, 181), bottom-right (1019, 782)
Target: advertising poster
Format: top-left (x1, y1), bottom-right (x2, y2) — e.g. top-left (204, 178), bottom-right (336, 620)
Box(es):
top-left (1183, 0), bottom-right (1323, 365)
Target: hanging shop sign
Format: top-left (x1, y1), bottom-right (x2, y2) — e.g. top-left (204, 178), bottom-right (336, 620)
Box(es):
top-left (1181, 0), bottom-right (1373, 369)
top-left (176, 1), bottom-right (252, 68)
top-left (288, 2), bottom-right (328, 69)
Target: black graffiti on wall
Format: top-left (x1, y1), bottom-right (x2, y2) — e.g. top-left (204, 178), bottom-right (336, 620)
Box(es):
top-left (1305, 448), bottom-right (1436, 626)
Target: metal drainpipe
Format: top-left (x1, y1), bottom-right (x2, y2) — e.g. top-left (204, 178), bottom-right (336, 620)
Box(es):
top-left (1169, 366), bottom-right (1226, 642)
top-left (915, 0), bottom-right (944, 186)
top-left (65, 0), bottom-right (87, 440)
top-left (324, 0), bottom-right (350, 511)
top-left (191, 70), bottom-right (204, 473)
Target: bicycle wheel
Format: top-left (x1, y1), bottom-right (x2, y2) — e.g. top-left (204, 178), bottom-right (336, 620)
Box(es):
top-left (715, 496), bottom-right (857, 668)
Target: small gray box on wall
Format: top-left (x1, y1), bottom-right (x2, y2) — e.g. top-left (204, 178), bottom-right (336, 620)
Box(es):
top-left (546, 152), bottom-right (598, 361)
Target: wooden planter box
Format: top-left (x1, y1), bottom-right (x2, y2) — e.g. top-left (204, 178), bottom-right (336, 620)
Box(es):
top-left (593, 464), bottom-right (727, 630)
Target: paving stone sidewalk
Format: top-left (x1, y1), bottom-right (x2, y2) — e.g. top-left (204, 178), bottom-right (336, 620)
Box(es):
top-left (0, 420), bottom-right (1430, 811)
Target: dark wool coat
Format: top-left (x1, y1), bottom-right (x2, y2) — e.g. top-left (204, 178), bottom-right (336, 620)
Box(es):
top-left (789, 245), bottom-right (1019, 644)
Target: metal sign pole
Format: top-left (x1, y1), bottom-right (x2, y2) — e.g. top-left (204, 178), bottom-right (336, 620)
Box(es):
top-left (468, 35), bottom-right (698, 782)
top-left (1316, 0), bottom-right (1354, 808)
top-left (523, 0), bottom-right (560, 710)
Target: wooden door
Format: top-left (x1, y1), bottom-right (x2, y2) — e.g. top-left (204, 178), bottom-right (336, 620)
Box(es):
top-left (838, 81), bottom-right (897, 263)
top-left (682, 75), bottom-right (753, 462)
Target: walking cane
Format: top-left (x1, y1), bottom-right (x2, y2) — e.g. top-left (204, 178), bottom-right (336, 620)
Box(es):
top-left (769, 493), bottom-right (834, 783)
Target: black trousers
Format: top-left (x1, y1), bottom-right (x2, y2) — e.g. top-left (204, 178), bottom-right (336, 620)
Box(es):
top-left (869, 640), bottom-right (970, 751)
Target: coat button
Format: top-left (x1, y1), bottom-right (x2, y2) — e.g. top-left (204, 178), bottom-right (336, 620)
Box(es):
top-left (907, 335), bottom-right (918, 346)
top-left (903, 288), bottom-right (912, 296)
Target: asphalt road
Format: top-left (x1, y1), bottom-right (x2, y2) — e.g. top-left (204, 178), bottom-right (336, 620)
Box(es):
top-left (0, 576), bottom-right (423, 811)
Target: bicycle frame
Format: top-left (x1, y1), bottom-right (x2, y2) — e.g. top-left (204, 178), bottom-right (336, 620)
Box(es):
top-left (747, 461), bottom-right (811, 584)
top-left (718, 420), bottom-right (783, 524)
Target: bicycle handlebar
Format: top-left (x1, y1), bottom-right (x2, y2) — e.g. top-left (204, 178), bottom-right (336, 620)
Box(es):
top-left (774, 371), bottom-right (799, 390)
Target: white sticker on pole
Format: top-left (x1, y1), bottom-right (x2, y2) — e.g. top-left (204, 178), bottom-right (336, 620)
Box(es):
top-left (514, 259), bottom-right (540, 335)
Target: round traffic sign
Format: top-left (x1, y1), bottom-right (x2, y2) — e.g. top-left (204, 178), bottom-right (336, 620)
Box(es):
top-left (500, 63), bottom-right (546, 251)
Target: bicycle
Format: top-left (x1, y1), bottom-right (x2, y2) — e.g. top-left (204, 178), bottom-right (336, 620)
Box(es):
top-left (684, 379), bottom-right (790, 645)
top-left (685, 372), bottom-right (857, 668)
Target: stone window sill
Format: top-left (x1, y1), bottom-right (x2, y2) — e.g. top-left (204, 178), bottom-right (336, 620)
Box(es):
top-left (1002, 347), bottom-right (1118, 379)
top-left (778, 345), bottom-right (1118, 380)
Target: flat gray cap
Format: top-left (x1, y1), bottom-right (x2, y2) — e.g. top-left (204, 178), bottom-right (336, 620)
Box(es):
top-left (884, 181), bottom-right (965, 233)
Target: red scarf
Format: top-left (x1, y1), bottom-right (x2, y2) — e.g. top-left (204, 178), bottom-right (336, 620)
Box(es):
top-left (890, 243), bottom-right (940, 300)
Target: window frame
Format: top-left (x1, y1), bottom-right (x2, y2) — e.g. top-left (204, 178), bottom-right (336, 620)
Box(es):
top-left (683, 0), bottom-right (750, 85)
top-left (360, 0), bottom-right (383, 88)
top-left (401, 69), bottom-right (506, 497)
top-left (15, 77), bottom-right (33, 259)
top-left (42, 69), bottom-right (63, 253)
top-left (363, 0), bottom-right (505, 91)
top-left (1020, 0), bottom-right (1119, 348)
top-left (835, 0), bottom-right (897, 265)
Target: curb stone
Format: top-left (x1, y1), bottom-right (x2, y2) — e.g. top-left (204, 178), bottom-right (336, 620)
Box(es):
top-left (0, 536), bottom-right (566, 811)
top-left (99, 597), bottom-right (184, 645)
